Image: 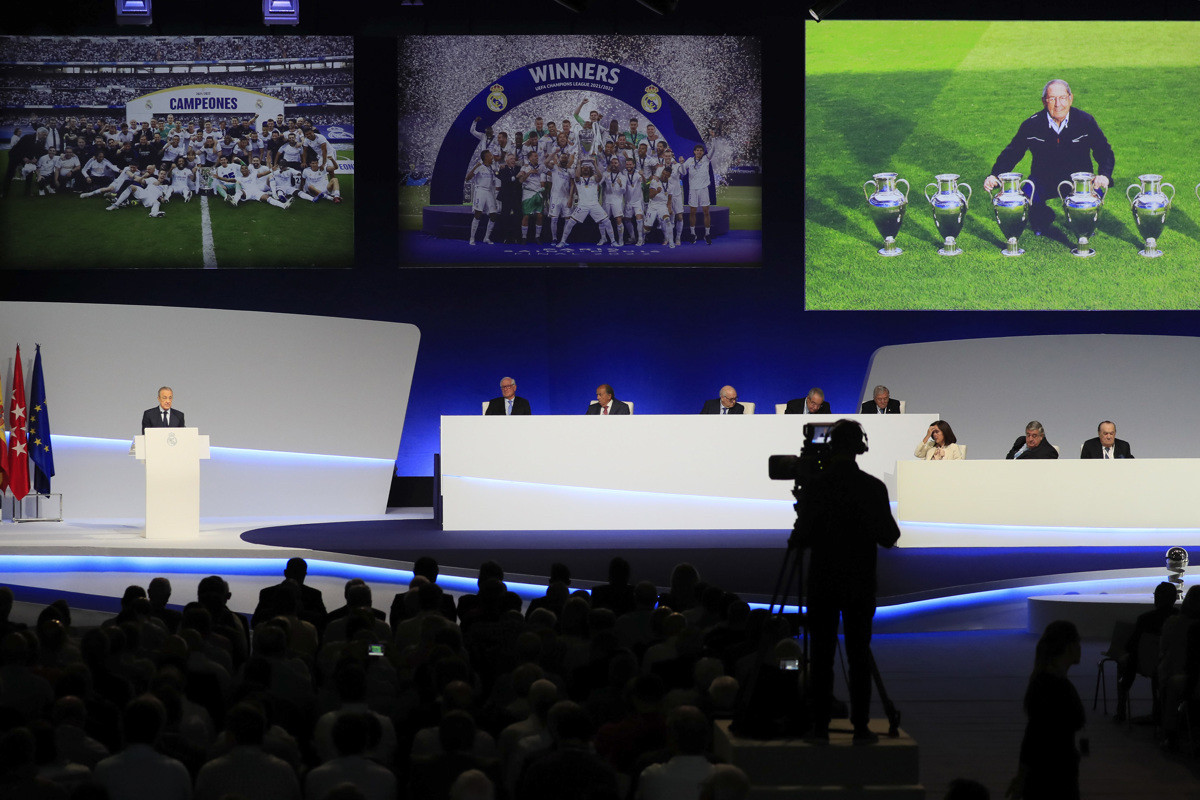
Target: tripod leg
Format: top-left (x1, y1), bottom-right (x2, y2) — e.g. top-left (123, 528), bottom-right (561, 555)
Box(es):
top-left (867, 647), bottom-right (902, 737)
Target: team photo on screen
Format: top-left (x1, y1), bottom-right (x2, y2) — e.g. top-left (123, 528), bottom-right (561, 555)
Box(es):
top-left (805, 20), bottom-right (1200, 310)
top-left (398, 35), bottom-right (762, 267)
top-left (0, 35), bottom-right (354, 269)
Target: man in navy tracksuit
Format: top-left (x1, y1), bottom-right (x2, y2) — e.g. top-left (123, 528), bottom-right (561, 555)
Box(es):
top-left (983, 79), bottom-right (1115, 233)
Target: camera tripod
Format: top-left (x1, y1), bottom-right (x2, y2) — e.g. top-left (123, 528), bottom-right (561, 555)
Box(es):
top-left (733, 501), bottom-right (901, 739)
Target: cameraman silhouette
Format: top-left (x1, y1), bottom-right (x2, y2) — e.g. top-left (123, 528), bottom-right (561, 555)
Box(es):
top-left (790, 420), bottom-right (900, 743)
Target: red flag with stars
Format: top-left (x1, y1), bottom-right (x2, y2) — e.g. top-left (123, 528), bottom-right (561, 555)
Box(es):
top-left (0, 369), bottom-right (8, 491)
top-left (3, 345), bottom-right (30, 500)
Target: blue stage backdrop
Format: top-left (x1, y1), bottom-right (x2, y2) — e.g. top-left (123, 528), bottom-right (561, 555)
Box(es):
top-left (429, 57), bottom-right (713, 205)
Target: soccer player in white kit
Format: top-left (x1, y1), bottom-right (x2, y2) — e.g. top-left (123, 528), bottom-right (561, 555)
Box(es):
top-left (601, 157), bottom-right (627, 245)
top-left (34, 147), bottom-right (60, 195)
top-left (302, 127), bottom-right (338, 171)
top-left (165, 156), bottom-right (195, 203)
top-left (465, 149), bottom-right (499, 245)
top-left (644, 166), bottom-right (675, 248)
top-left (55, 147), bottom-right (81, 192)
top-left (661, 150), bottom-right (686, 245)
top-left (107, 164), bottom-right (166, 217)
top-left (621, 157), bottom-right (646, 246)
top-left (270, 165), bottom-right (303, 202)
top-left (545, 153), bottom-right (575, 247)
top-left (680, 144), bottom-right (714, 244)
top-left (232, 164), bottom-right (292, 210)
top-left (517, 151), bottom-right (547, 245)
top-left (211, 156), bottom-right (240, 203)
top-left (555, 160), bottom-right (618, 248)
top-left (78, 150), bottom-right (116, 195)
top-left (296, 157), bottom-right (339, 204)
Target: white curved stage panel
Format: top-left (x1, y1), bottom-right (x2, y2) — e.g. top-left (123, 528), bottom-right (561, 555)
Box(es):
top-left (1, 302), bottom-right (419, 518)
top-left (863, 334), bottom-right (1200, 461)
top-left (440, 413), bottom-right (938, 530)
top-left (897, 459), bottom-right (1200, 544)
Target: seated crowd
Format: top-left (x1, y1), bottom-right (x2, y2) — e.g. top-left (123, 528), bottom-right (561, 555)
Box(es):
top-left (0, 557), bottom-right (768, 800)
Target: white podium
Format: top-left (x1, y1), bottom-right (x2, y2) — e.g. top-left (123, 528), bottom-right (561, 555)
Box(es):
top-left (133, 427), bottom-right (210, 539)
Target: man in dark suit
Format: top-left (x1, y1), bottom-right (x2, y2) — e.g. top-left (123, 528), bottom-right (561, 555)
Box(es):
top-left (701, 385), bottom-right (744, 415)
top-left (859, 385), bottom-right (901, 414)
top-left (141, 386), bottom-right (185, 433)
top-left (785, 387), bottom-right (831, 415)
top-left (1080, 420), bottom-right (1134, 459)
top-left (252, 557), bottom-right (328, 634)
top-left (586, 384), bottom-right (631, 415)
top-left (2, 126), bottom-right (47, 197)
top-left (1005, 420), bottom-right (1059, 459)
top-left (485, 376), bottom-right (532, 415)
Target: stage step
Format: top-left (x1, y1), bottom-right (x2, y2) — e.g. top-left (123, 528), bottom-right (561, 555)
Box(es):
top-left (713, 719), bottom-right (924, 800)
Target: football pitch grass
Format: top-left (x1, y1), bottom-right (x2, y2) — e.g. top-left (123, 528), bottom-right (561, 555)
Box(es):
top-left (0, 152), bottom-right (354, 269)
top-left (806, 20), bottom-right (1200, 310)
top-left (400, 184), bottom-right (763, 232)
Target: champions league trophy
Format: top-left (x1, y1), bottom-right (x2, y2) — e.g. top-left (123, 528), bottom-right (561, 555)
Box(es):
top-left (1126, 175), bottom-right (1175, 258)
top-left (863, 172), bottom-right (910, 256)
top-left (924, 174), bottom-right (972, 256)
top-left (1057, 172), bottom-right (1104, 257)
top-left (989, 172), bottom-right (1034, 256)
top-left (1167, 546), bottom-right (1189, 601)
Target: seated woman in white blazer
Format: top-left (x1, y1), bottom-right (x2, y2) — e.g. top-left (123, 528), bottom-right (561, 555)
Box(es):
top-left (914, 419), bottom-right (964, 460)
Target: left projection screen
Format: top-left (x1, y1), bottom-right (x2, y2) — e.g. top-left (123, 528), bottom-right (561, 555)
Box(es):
top-left (0, 302), bottom-right (419, 518)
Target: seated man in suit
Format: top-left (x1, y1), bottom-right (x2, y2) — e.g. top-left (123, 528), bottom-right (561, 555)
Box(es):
top-left (785, 387), bottom-right (831, 415)
top-left (587, 384), bottom-right (630, 415)
top-left (860, 384), bottom-right (901, 414)
top-left (141, 386), bottom-right (185, 433)
top-left (700, 385), bottom-right (743, 415)
top-left (1005, 420), bottom-right (1059, 459)
top-left (485, 377), bottom-right (532, 415)
top-left (1080, 420), bottom-right (1134, 459)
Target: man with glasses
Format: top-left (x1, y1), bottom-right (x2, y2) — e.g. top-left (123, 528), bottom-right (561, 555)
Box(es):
top-left (485, 377), bottom-right (531, 416)
top-left (982, 79), bottom-right (1114, 235)
top-left (701, 386), bottom-right (744, 415)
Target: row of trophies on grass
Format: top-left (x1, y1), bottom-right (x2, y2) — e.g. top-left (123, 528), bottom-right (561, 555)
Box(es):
top-left (863, 171), bottom-right (1190, 259)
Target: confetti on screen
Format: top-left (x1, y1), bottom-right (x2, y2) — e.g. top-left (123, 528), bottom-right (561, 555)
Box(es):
top-left (398, 35), bottom-right (761, 184)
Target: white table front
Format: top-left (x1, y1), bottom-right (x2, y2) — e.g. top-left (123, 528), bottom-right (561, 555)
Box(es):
top-left (441, 413), bottom-right (938, 530)
top-left (898, 459), bottom-right (1200, 530)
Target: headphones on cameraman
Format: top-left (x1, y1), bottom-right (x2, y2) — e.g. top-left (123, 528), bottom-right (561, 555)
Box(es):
top-left (829, 419), bottom-right (869, 455)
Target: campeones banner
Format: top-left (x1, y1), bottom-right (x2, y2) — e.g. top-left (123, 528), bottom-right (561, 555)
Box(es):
top-left (429, 57), bottom-right (708, 205)
top-left (125, 85), bottom-right (285, 129)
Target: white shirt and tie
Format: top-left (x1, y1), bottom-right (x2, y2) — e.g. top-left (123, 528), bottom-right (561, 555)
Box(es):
top-left (1103, 445), bottom-right (1113, 459)
top-left (505, 398), bottom-right (514, 415)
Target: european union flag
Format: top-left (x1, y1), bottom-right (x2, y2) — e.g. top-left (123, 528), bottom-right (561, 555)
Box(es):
top-left (29, 344), bottom-right (55, 495)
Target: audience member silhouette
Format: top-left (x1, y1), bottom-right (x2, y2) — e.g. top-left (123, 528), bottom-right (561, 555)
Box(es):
top-left (1009, 620), bottom-right (1085, 800)
top-left (252, 558), bottom-right (328, 636)
top-left (1115, 581), bottom-right (1178, 722)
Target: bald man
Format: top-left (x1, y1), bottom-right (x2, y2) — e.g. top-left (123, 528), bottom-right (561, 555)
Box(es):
top-left (700, 386), bottom-right (744, 415)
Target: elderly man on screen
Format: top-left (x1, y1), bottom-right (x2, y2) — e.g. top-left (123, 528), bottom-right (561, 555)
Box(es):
top-left (982, 79), bottom-right (1114, 234)
top-left (1005, 421), bottom-right (1059, 460)
top-left (1080, 420), bottom-right (1134, 459)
